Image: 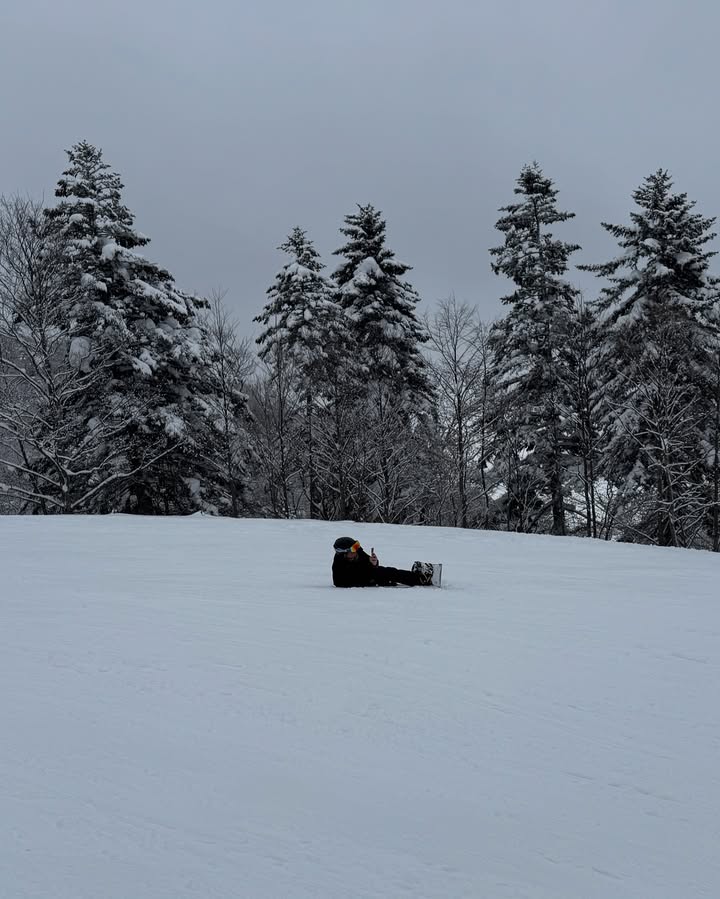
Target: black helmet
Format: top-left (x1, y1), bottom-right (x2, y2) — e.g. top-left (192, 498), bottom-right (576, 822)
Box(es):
top-left (333, 536), bottom-right (359, 554)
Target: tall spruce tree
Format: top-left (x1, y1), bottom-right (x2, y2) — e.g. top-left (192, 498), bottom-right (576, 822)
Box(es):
top-left (333, 204), bottom-right (431, 399)
top-left (255, 227), bottom-right (346, 518)
top-left (45, 141), bottom-right (223, 513)
top-left (332, 204), bottom-right (432, 522)
top-left (255, 227), bottom-right (339, 374)
top-left (580, 169), bottom-right (717, 546)
top-left (489, 163), bottom-right (580, 535)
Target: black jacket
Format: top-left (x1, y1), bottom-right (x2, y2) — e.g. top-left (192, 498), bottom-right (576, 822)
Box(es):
top-left (332, 548), bottom-right (378, 587)
top-left (332, 549), bottom-right (419, 588)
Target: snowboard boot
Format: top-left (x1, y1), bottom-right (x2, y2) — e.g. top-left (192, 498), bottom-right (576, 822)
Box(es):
top-left (412, 561), bottom-right (435, 586)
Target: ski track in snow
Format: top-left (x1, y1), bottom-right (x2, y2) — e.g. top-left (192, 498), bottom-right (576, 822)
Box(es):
top-left (2, 515), bottom-right (719, 898)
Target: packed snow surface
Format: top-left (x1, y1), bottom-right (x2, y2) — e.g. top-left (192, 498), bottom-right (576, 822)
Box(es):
top-left (2, 515), bottom-right (719, 898)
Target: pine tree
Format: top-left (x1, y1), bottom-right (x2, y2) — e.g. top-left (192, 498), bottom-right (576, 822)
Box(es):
top-left (256, 227), bottom-right (342, 379)
top-left (580, 169), bottom-right (717, 546)
top-left (331, 205), bottom-right (433, 522)
top-left (45, 141), bottom-right (221, 513)
top-left (489, 163), bottom-right (580, 535)
top-left (255, 227), bottom-right (347, 518)
top-left (333, 204), bottom-right (431, 399)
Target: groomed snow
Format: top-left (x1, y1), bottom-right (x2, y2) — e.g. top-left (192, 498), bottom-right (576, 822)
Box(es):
top-left (2, 515), bottom-right (719, 898)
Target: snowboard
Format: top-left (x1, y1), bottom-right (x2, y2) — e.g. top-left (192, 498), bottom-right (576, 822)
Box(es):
top-left (412, 561), bottom-right (443, 587)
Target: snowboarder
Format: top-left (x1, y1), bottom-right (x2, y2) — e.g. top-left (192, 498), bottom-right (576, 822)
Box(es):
top-left (332, 536), bottom-right (433, 588)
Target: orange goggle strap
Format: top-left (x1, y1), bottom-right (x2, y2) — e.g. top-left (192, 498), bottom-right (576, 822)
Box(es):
top-left (335, 541), bottom-right (361, 553)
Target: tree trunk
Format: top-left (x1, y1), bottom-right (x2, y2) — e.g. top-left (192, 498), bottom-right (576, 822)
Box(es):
top-left (713, 353), bottom-right (720, 552)
top-left (306, 390), bottom-right (317, 520)
top-left (457, 402), bottom-right (468, 528)
top-left (550, 456), bottom-right (566, 536)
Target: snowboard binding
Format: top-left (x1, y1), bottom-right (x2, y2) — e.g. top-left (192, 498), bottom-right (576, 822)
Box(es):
top-left (412, 561), bottom-right (442, 587)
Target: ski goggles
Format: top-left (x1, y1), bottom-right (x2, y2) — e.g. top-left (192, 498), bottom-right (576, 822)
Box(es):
top-left (335, 541), bottom-right (361, 554)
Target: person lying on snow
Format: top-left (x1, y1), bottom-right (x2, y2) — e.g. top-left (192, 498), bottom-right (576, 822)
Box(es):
top-left (332, 536), bottom-right (432, 587)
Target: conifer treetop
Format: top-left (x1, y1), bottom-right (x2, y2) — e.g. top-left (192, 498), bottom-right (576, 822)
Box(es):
top-left (279, 226), bottom-right (323, 273)
top-left (332, 203), bottom-right (431, 398)
top-left (45, 140), bottom-right (209, 386)
top-left (48, 140), bottom-right (143, 250)
top-left (490, 162), bottom-right (581, 307)
top-left (580, 168), bottom-right (717, 330)
top-left (255, 226), bottom-right (339, 371)
top-left (333, 204), bottom-right (411, 286)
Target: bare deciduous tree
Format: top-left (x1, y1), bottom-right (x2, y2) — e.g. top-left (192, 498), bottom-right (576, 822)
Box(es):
top-left (427, 298), bottom-right (499, 528)
top-left (248, 347), bottom-right (304, 518)
top-left (201, 290), bottom-right (256, 517)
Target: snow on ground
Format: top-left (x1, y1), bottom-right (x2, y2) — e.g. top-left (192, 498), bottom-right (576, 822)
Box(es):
top-left (2, 514), bottom-right (719, 899)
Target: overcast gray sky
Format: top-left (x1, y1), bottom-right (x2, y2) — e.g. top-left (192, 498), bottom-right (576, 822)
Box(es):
top-left (1, 0), bottom-right (718, 338)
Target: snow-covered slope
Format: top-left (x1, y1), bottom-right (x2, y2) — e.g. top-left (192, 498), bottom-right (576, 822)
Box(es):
top-left (2, 515), bottom-right (719, 899)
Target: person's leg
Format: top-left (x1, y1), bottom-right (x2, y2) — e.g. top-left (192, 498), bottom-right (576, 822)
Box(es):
top-left (374, 565), bottom-right (422, 587)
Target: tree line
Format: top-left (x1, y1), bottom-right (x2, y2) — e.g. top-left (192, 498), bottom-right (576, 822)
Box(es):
top-left (1, 143), bottom-right (718, 550)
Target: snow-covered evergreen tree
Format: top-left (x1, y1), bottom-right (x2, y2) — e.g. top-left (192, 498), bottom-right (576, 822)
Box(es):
top-left (333, 204), bottom-right (431, 400)
top-left (331, 205), bottom-right (433, 522)
top-left (255, 227), bottom-right (346, 389)
top-left (254, 227), bottom-right (348, 518)
top-left (489, 163), bottom-right (580, 535)
top-left (581, 169), bottom-right (718, 546)
top-left (44, 141), bottom-right (223, 513)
